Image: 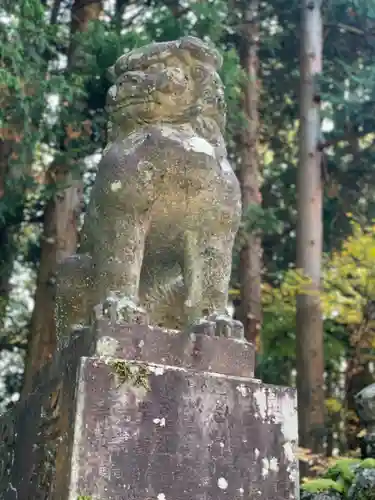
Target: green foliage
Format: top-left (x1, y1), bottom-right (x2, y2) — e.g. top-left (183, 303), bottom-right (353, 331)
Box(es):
top-left (323, 221), bottom-right (375, 327)
top-left (242, 204), bottom-right (283, 235)
top-left (302, 457), bottom-right (375, 499)
top-left (302, 478), bottom-right (345, 494)
top-left (325, 459), bottom-right (362, 485)
top-left (258, 218), bottom-right (375, 385)
top-left (0, 1), bottom-right (67, 222)
top-left (358, 459), bottom-right (375, 470)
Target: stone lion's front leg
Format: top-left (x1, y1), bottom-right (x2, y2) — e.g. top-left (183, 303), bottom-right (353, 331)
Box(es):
top-left (190, 314), bottom-right (244, 339)
top-left (102, 293), bottom-right (148, 324)
top-left (93, 214), bottom-right (150, 325)
top-left (183, 231), bottom-right (244, 340)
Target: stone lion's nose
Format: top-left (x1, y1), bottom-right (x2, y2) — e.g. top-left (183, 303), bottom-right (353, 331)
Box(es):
top-left (158, 68), bottom-right (186, 93)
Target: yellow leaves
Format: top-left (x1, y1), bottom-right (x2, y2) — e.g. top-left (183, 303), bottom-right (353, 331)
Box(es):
top-left (262, 268), bottom-right (318, 316)
top-left (321, 221), bottom-right (375, 324)
top-left (229, 288), bottom-right (241, 298)
top-left (357, 429), bottom-right (367, 438)
top-left (262, 220), bottom-right (375, 331)
top-left (322, 223), bottom-right (375, 325)
top-left (343, 309), bottom-right (362, 324)
top-left (325, 397), bottom-right (342, 415)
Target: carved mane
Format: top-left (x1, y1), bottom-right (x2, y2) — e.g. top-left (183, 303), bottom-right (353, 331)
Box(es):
top-left (106, 36), bottom-right (227, 153)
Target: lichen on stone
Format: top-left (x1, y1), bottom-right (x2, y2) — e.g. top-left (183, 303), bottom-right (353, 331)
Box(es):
top-left (108, 360), bottom-right (151, 390)
top-left (301, 491), bottom-right (343, 500)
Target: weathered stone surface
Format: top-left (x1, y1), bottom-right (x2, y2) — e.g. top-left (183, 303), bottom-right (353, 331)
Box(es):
top-left (0, 360), bottom-right (60, 500)
top-left (348, 468), bottom-right (375, 500)
top-left (0, 407), bottom-right (16, 495)
top-left (56, 35), bottom-right (244, 348)
top-left (355, 384), bottom-right (375, 425)
top-left (355, 384), bottom-right (375, 459)
top-left (1, 324), bottom-right (298, 500)
top-left (0, 329), bottom-right (91, 500)
top-left (301, 492), bottom-right (343, 500)
top-left (94, 320), bottom-right (255, 378)
top-left (63, 357), bottom-right (299, 500)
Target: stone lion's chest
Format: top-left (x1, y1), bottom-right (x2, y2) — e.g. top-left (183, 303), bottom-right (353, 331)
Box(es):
top-left (97, 129), bottom-right (240, 232)
top-left (151, 130), bottom-right (233, 197)
top-left (149, 160), bottom-right (238, 239)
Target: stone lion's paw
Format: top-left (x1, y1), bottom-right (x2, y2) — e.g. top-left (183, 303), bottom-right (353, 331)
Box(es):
top-left (102, 294), bottom-right (149, 325)
top-left (190, 313), bottom-right (244, 340)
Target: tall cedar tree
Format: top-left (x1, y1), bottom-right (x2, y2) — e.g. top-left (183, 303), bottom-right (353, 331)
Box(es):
top-left (22, 0), bottom-right (103, 396)
top-left (0, 138), bottom-right (13, 326)
top-left (0, 1), bottom-right (53, 328)
top-left (238, 0), bottom-right (262, 348)
top-left (296, 0), bottom-right (326, 457)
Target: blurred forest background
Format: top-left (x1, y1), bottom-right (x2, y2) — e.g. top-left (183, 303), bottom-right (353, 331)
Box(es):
top-left (1, 0), bottom-right (375, 482)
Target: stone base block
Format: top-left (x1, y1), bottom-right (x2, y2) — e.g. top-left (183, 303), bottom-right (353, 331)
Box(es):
top-left (61, 357), bottom-right (299, 500)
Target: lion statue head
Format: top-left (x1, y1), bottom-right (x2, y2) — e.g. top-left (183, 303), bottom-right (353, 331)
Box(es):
top-left (106, 36), bottom-right (227, 151)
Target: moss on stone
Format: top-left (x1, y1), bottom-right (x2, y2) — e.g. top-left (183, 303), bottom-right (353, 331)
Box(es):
top-left (108, 360), bottom-right (151, 390)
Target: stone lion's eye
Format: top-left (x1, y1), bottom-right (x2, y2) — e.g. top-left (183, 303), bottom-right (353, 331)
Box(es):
top-left (148, 63), bottom-right (166, 72)
top-left (194, 66), bottom-right (209, 81)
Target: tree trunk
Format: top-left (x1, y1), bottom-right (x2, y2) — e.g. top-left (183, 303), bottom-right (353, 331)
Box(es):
top-left (296, 0), bottom-right (326, 459)
top-left (21, 0), bottom-right (103, 396)
top-left (0, 0), bottom-right (67, 330)
top-left (0, 139), bottom-right (15, 327)
top-left (237, 0), bottom-right (262, 349)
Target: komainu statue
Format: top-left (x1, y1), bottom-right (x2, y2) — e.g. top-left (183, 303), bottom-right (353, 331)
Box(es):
top-left (56, 36), bottom-right (244, 346)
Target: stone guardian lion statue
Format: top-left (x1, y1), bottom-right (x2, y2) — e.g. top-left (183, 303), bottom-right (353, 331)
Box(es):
top-left (56, 36), bottom-right (244, 346)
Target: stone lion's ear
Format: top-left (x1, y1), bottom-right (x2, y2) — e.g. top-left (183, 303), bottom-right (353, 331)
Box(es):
top-left (179, 36), bottom-right (223, 70)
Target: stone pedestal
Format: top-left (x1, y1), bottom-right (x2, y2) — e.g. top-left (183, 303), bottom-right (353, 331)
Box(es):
top-left (1, 321), bottom-right (299, 499)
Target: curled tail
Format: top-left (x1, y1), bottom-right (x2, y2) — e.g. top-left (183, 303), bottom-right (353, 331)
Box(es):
top-left (141, 275), bottom-right (187, 331)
